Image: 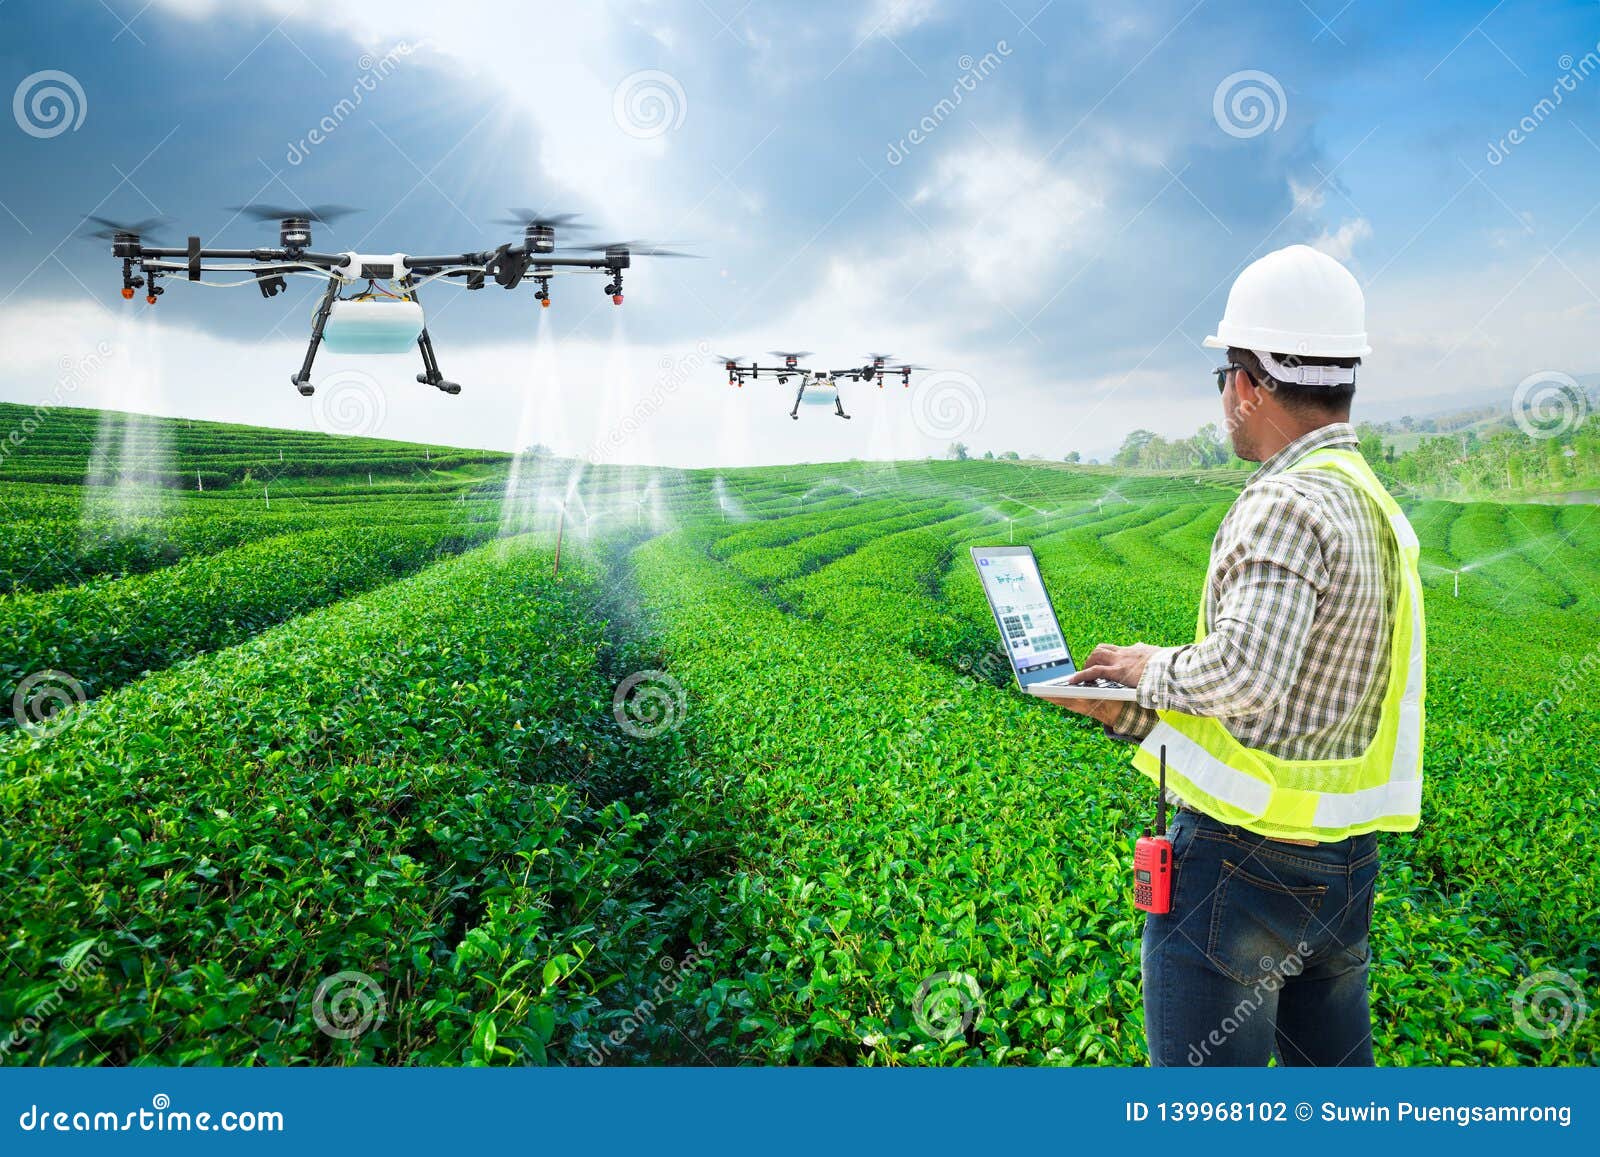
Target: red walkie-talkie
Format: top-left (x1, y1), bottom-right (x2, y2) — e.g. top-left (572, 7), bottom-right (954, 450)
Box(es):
top-left (1133, 744), bottom-right (1173, 914)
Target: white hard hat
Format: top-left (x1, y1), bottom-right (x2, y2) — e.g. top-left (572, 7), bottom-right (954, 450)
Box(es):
top-left (1203, 244), bottom-right (1370, 358)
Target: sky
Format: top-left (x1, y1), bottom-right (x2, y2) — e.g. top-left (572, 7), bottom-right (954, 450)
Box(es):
top-left (2, 0), bottom-right (1599, 466)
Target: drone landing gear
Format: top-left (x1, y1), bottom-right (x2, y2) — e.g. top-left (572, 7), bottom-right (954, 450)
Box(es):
top-left (790, 381), bottom-right (805, 420)
top-left (835, 396), bottom-right (852, 420)
top-left (291, 278), bottom-right (341, 396)
top-left (414, 326), bottom-right (460, 395)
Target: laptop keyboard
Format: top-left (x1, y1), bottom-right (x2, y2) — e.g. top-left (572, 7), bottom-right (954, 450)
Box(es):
top-left (1040, 675), bottom-right (1130, 689)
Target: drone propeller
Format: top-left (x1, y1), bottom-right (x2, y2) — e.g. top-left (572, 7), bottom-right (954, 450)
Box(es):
top-left (889, 363), bottom-right (931, 371)
top-left (768, 350), bottom-right (814, 360)
top-left (865, 352), bottom-right (895, 362)
top-left (493, 210), bottom-right (588, 229)
top-left (226, 203), bottom-right (360, 224)
top-left (569, 240), bottom-right (699, 258)
top-left (81, 215), bottom-right (170, 241)
top-left (717, 354), bottom-right (747, 366)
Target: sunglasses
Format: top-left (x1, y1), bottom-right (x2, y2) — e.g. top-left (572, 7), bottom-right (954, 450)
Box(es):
top-left (1214, 363), bottom-right (1245, 393)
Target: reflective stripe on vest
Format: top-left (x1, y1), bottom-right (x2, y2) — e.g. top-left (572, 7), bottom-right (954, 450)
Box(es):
top-left (1130, 447), bottom-right (1425, 841)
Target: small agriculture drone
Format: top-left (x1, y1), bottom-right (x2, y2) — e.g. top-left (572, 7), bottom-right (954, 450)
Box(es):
top-left (91, 206), bottom-right (693, 396)
top-left (720, 352), bottom-right (929, 420)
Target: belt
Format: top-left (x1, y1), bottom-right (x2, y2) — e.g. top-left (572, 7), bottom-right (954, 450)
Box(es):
top-left (1177, 804), bottom-right (1319, 846)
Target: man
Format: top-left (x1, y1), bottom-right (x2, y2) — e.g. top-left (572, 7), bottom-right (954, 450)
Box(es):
top-left (1060, 244), bottom-right (1425, 1067)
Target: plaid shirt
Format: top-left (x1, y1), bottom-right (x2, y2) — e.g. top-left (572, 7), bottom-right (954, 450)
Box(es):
top-left (1112, 422), bottom-right (1396, 761)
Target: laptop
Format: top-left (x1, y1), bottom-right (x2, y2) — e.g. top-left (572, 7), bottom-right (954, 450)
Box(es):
top-left (970, 545), bottom-right (1137, 701)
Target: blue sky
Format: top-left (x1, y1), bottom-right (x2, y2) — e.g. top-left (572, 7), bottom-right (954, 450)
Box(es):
top-left (3, 0), bottom-right (1599, 464)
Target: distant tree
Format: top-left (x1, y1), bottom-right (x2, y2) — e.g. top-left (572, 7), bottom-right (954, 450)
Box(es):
top-left (1188, 423), bottom-right (1229, 468)
top-left (1064, 451), bottom-right (1081, 464)
top-left (1113, 429), bottom-right (1157, 468)
top-left (948, 441), bottom-right (969, 461)
top-left (999, 450), bottom-right (1020, 460)
top-left (982, 450), bottom-right (995, 460)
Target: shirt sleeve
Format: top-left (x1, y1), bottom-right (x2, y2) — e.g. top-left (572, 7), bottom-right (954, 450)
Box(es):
top-left (1104, 702), bottom-right (1158, 743)
top-left (1136, 481), bottom-right (1331, 719)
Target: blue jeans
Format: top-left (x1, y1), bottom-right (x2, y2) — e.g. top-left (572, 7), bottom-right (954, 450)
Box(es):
top-left (1142, 807), bottom-right (1380, 1066)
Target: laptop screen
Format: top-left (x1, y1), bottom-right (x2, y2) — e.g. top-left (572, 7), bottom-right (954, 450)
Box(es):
top-left (972, 547), bottom-right (1074, 677)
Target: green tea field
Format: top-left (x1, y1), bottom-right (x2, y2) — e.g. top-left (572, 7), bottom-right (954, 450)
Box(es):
top-left (1, 402), bottom-right (1595, 1066)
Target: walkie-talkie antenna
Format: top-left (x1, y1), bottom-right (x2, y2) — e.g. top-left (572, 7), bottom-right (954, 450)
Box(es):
top-left (1157, 744), bottom-right (1167, 836)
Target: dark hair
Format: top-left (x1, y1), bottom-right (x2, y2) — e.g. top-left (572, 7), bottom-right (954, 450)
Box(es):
top-left (1228, 346), bottom-right (1357, 418)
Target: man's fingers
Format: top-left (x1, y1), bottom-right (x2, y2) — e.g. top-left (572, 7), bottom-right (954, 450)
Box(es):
top-left (1084, 644), bottom-right (1122, 667)
top-left (1066, 664), bottom-right (1111, 684)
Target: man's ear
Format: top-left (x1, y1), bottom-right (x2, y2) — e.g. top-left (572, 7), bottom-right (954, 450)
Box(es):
top-left (1234, 368), bottom-right (1263, 407)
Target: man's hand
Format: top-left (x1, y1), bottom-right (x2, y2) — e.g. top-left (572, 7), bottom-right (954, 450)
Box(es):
top-left (1052, 697), bottom-right (1124, 726)
top-left (1066, 642), bottom-right (1160, 690)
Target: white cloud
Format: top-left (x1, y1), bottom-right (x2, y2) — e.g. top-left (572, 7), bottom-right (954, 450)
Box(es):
top-left (1311, 216), bottom-right (1372, 261)
top-left (857, 0), bottom-right (943, 40)
top-left (1289, 176), bottom-right (1325, 214)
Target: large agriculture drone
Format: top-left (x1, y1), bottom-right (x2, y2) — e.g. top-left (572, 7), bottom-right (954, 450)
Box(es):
top-left (720, 352), bottom-right (929, 420)
top-left (91, 206), bottom-right (693, 396)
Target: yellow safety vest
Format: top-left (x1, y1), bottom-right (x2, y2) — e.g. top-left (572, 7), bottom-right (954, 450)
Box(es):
top-left (1131, 447), bottom-right (1425, 841)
